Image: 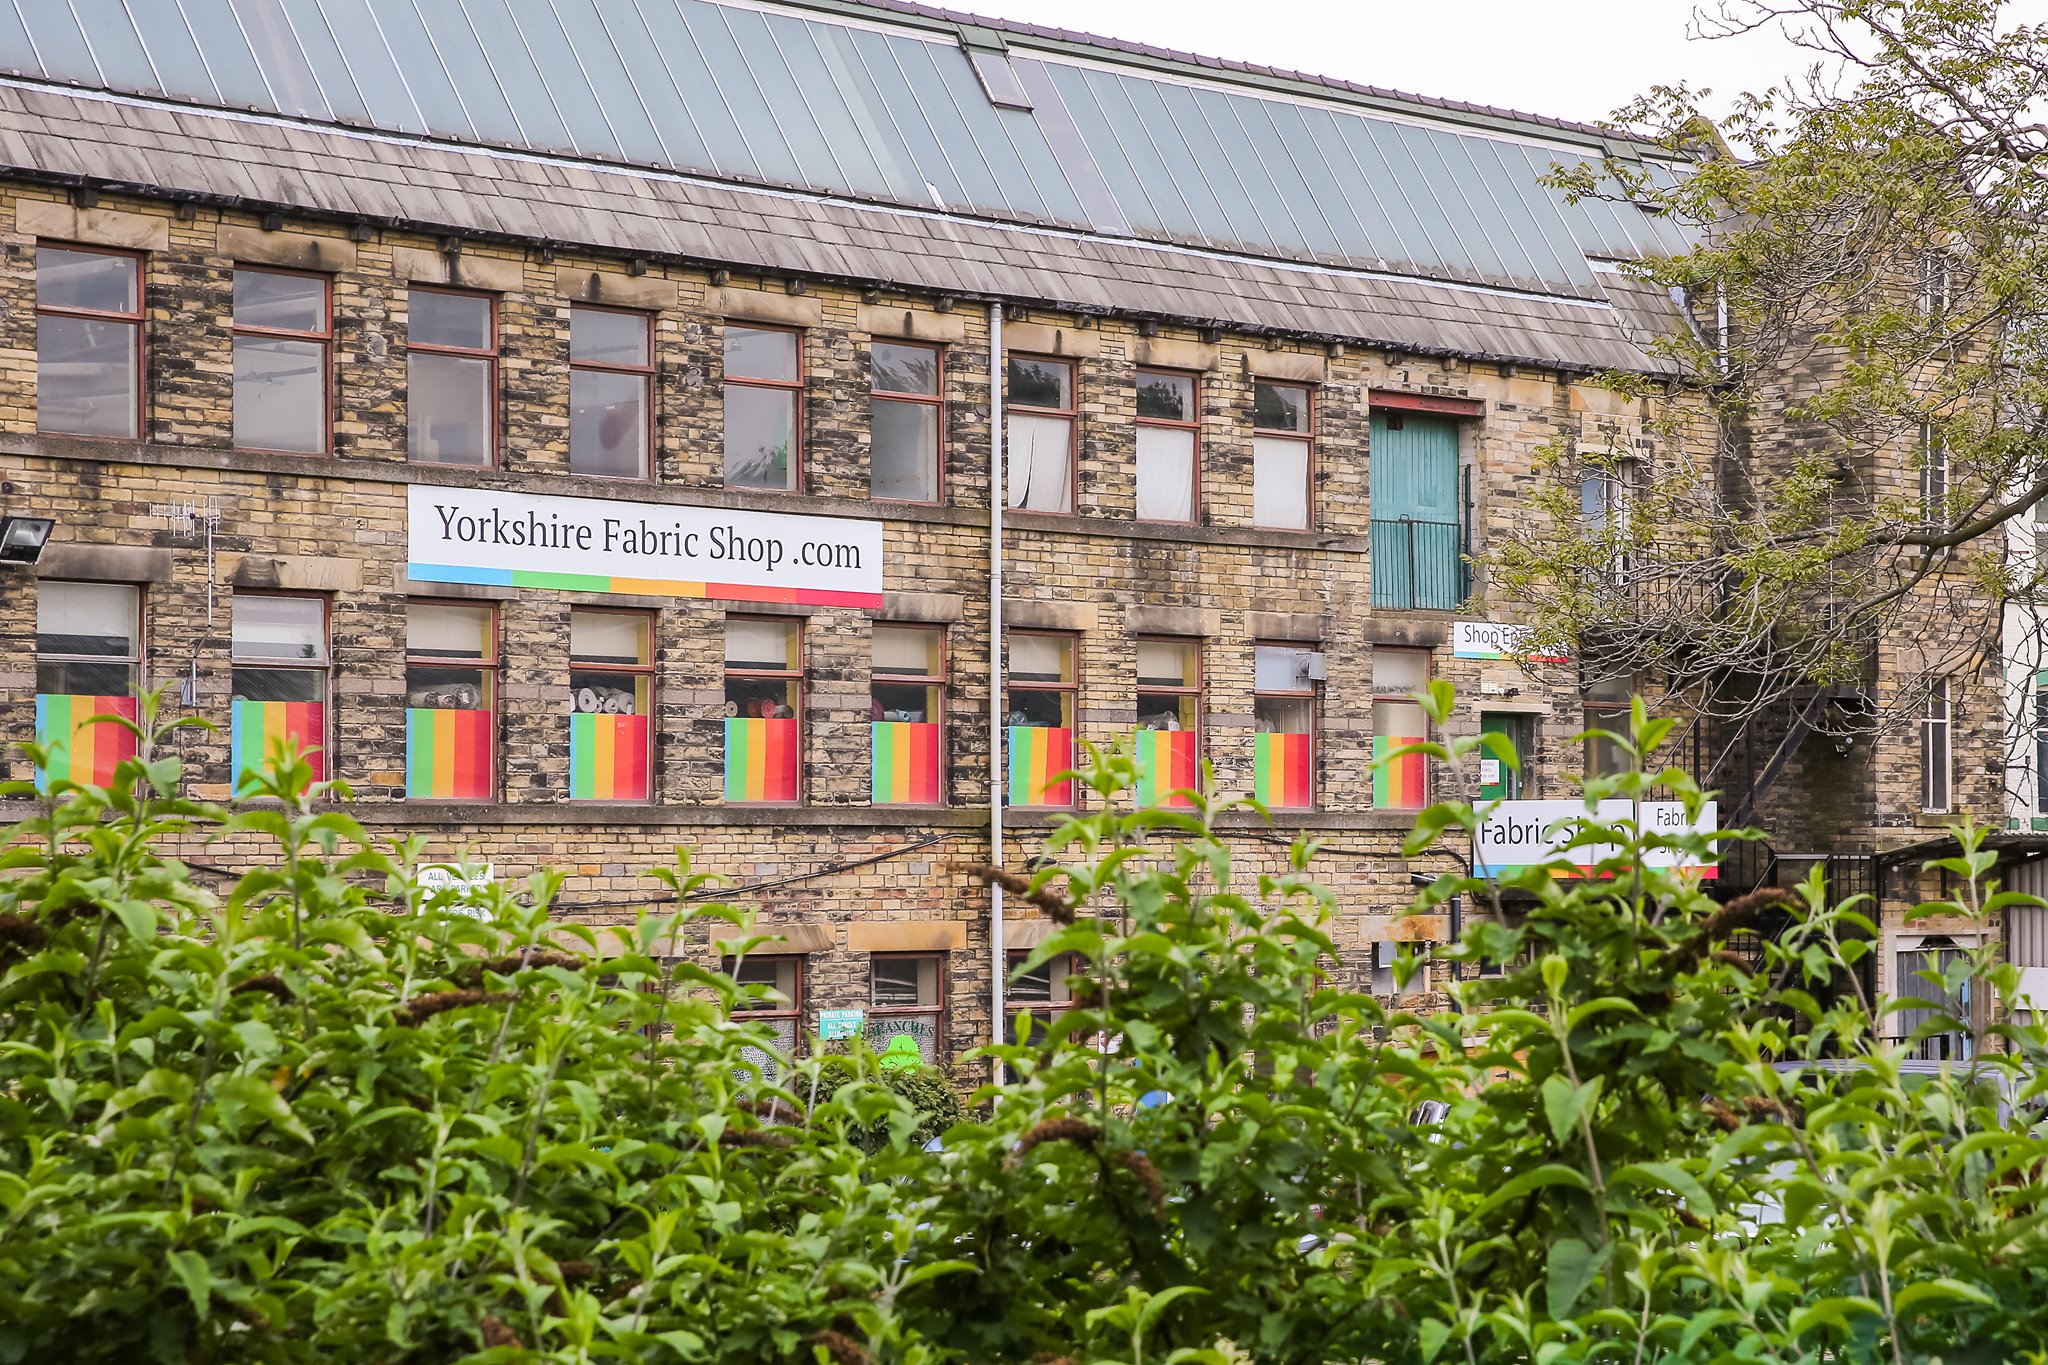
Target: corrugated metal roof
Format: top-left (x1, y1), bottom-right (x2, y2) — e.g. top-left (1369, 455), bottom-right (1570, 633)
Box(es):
top-left (0, 82), bottom-right (1688, 375)
top-left (0, 0), bottom-right (1690, 300)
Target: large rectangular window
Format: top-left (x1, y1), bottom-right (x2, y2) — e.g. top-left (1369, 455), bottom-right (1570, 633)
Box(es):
top-left (725, 326), bottom-right (800, 491)
top-left (1922, 678), bottom-right (1952, 813)
top-left (1007, 632), bottom-right (1076, 807)
top-left (405, 602), bottom-right (495, 801)
top-left (1253, 382), bottom-right (1312, 529)
top-left (34, 581), bottom-right (139, 786)
top-left (570, 305), bottom-right (651, 479)
top-left (1007, 950), bottom-right (1075, 1045)
top-left (725, 616), bottom-right (801, 804)
top-left (1135, 638), bottom-right (1199, 807)
top-left (1135, 369), bottom-right (1197, 522)
top-left (1006, 356), bottom-right (1075, 513)
top-left (871, 341), bottom-right (941, 502)
top-left (727, 955), bottom-right (803, 1077)
top-left (1582, 677), bottom-right (1632, 778)
top-left (872, 624), bottom-right (943, 805)
top-left (1372, 649), bottom-right (1429, 810)
top-left (408, 288), bottom-right (495, 466)
top-left (867, 954), bottom-right (943, 1065)
top-left (233, 268), bottom-right (329, 454)
top-left (1253, 644), bottom-right (1316, 811)
top-left (36, 245), bottom-right (141, 439)
top-left (230, 595), bottom-right (329, 792)
top-left (569, 609), bottom-right (653, 802)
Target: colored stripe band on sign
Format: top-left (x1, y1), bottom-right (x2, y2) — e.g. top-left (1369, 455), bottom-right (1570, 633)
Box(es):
top-left (406, 707), bottom-right (492, 800)
top-left (1006, 726), bottom-right (1074, 807)
top-left (1254, 731), bottom-right (1313, 810)
top-left (1134, 729), bottom-right (1198, 807)
top-left (726, 717), bottom-right (800, 803)
top-left (408, 562), bottom-right (883, 609)
top-left (230, 698), bottom-right (326, 792)
top-left (34, 693), bottom-right (138, 788)
top-left (871, 720), bottom-right (941, 804)
top-left (570, 712), bottom-right (650, 801)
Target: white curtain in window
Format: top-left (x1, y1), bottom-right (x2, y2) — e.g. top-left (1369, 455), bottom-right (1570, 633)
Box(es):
top-left (1253, 437), bottom-right (1308, 528)
top-left (1007, 413), bottom-right (1072, 512)
top-left (1135, 427), bottom-right (1194, 521)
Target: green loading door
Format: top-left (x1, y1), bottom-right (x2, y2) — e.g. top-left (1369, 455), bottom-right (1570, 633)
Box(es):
top-left (1370, 412), bottom-right (1462, 609)
top-left (1479, 713), bottom-right (1530, 800)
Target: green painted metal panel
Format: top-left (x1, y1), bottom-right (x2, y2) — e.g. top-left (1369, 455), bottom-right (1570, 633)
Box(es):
top-left (1370, 412), bottom-right (1461, 609)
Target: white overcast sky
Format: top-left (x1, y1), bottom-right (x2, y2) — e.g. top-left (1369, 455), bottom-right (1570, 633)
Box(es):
top-left (953, 0), bottom-right (2048, 127)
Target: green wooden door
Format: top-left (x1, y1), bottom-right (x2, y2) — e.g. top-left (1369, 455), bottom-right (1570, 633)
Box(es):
top-left (1479, 712), bottom-right (1529, 800)
top-left (1370, 412), bottom-right (1461, 609)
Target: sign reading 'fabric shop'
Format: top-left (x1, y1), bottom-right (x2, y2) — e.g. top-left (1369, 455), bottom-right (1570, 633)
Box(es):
top-left (406, 485), bottom-right (884, 609)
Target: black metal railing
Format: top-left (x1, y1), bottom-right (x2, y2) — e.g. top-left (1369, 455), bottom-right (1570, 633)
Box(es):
top-left (1371, 516), bottom-right (1466, 610)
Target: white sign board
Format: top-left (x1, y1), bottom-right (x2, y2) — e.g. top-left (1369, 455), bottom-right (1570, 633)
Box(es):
top-left (407, 484), bottom-right (885, 609)
top-left (1473, 800), bottom-right (1718, 878)
top-left (1453, 620), bottom-right (1568, 663)
top-left (419, 863), bottom-right (496, 918)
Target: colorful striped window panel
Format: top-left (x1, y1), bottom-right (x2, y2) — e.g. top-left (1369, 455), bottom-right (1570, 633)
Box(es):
top-left (726, 717), bottom-right (800, 803)
top-left (405, 601), bottom-right (495, 800)
top-left (872, 624), bottom-right (943, 805)
top-left (1255, 731), bottom-right (1313, 810)
top-left (1135, 639), bottom-right (1199, 807)
top-left (231, 700), bottom-right (326, 791)
top-left (1372, 734), bottom-right (1428, 809)
top-left (569, 610), bottom-right (653, 801)
top-left (1008, 726), bottom-right (1075, 807)
top-left (34, 694), bottom-right (137, 786)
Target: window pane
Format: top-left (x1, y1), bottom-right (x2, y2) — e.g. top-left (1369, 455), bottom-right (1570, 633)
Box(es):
top-left (1253, 437), bottom-right (1309, 528)
top-left (1254, 382), bottom-right (1310, 432)
top-left (570, 307), bottom-right (648, 366)
top-left (1007, 412), bottom-right (1072, 512)
top-left (727, 955), bottom-right (798, 1004)
top-left (726, 618), bottom-right (799, 671)
top-left (1374, 699), bottom-right (1427, 740)
top-left (1136, 370), bottom-right (1192, 421)
top-left (233, 596), bottom-right (325, 662)
top-left (234, 270), bottom-right (325, 332)
top-left (872, 341), bottom-right (939, 395)
top-left (873, 625), bottom-right (941, 676)
top-left (1255, 645), bottom-right (1310, 693)
top-left (872, 398), bottom-right (939, 500)
top-left (725, 384), bottom-right (797, 490)
top-left (1135, 426), bottom-right (1195, 521)
top-left (1011, 634), bottom-right (1072, 683)
top-left (871, 956), bottom-right (938, 1007)
top-left (571, 611), bottom-right (650, 666)
top-left (726, 326), bottom-right (798, 382)
top-left (409, 290), bottom-right (491, 350)
top-left (37, 248), bottom-right (137, 313)
top-left (407, 602), bottom-right (492, 660)
top-left (408, 352), bottom-right (492, 465)
top-left (37, 314), bottom-right (137, 437)
top-left (234, 336), bottom-right (326, 452)
top-left (1137, 640), bottom-right (1196, 689)
top-left (37, 582), bottom-right (137, 657)
top-left (570, 369), bottom-right (648, 477)
top-left (1374, 650), bottom-right (1428, 693)
top-left (1256, 695), bottom-right (1312, 734)
top-left (232, 666), bottom-right (326, 704)
top-left (1007, 356), bottom-right (1071, 409)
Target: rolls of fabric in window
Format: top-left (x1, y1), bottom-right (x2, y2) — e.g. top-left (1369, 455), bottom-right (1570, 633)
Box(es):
top-left (575, 687), bottom-right (601, 713)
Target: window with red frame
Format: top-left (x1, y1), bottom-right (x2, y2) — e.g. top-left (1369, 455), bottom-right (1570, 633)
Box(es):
top-left (726, 326), bottom-right (801, 491)
top-left (570, 305), bottom-right (651, 478)
top-left (233, 267), bottom-right (329, 454)
top-left (866, 954), bottom-right (943, 1064)
top-left (871, 341), bottom-right (942, 502)
top-left (36, 245), bottom-right (141, 439)
top-left (408, 287), bottom-right (496, 467)
top-left (1135, 369), bottom-right (1197, 522)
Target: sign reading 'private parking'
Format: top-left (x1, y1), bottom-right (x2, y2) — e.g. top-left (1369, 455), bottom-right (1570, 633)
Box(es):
top-left (406, 485), bottom-right (884, 609)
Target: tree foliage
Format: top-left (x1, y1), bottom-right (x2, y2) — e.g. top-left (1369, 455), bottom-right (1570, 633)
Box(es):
top-left (4, 698), bottom-right (2048, 1362)
top-left (1491, 0), bottom-right (2048, 747)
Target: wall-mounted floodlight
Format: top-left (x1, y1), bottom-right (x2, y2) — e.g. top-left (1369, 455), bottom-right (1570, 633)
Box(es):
top-left (0, 516), bottom-right (54, 566)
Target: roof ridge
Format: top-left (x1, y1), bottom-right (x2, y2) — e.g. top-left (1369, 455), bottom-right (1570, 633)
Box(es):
top-left (824, 0), bottom-right (1656, 147)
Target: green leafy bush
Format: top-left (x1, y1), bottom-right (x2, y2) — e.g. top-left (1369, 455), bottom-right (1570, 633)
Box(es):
top-left (3, 693), bottom-right (2046, 1364)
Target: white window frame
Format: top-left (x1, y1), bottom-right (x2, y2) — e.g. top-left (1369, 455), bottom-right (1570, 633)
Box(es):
top-left (1921, 678), bottom-right (1952, 814)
